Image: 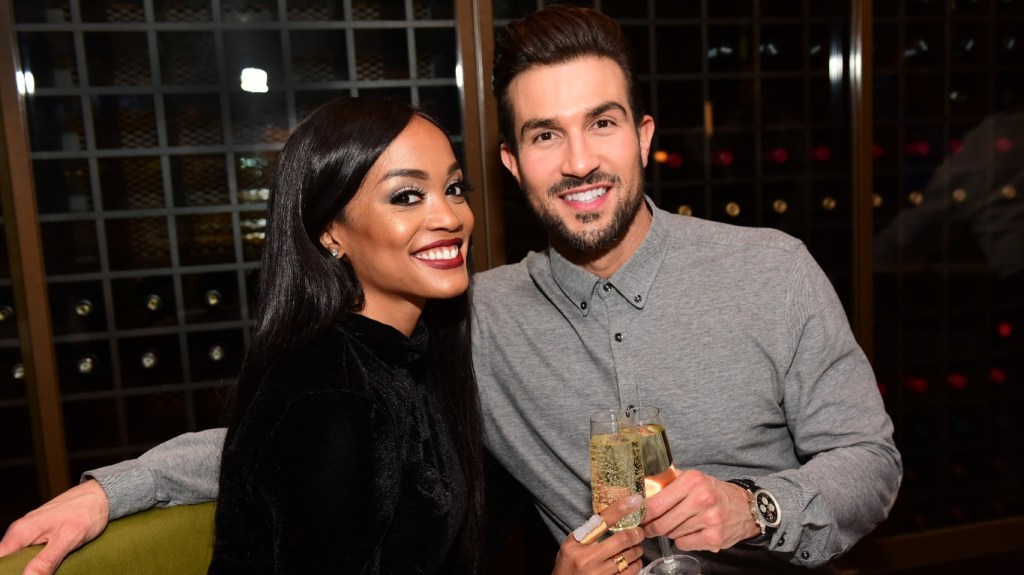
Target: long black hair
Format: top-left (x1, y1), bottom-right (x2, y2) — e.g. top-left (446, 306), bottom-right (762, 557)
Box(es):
top-left (225, 96), bottom-right (484, 569)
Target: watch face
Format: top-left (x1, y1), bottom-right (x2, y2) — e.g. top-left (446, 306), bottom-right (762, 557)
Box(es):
top-left (755, 490), bottom-right (781, 527)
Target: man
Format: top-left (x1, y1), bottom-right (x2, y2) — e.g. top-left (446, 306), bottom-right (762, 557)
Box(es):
top-left (1, 6), bottom-right (900, 575)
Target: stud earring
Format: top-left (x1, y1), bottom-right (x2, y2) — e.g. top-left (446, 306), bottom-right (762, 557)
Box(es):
top-left (330, 249), bottom-right (339, 258)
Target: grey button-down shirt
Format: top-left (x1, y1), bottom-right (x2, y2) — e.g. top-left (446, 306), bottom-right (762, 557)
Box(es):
top-left (472, 201), bottom-right (901, 572)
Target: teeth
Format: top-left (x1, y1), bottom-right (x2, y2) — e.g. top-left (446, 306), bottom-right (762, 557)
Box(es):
top-left (564, 187), bottom-right (608, 203)
top-left (414, 246), bottom-right (459, 261)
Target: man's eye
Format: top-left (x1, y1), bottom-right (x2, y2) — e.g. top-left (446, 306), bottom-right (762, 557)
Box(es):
top-left (536, 131), bottom-right (554, 142)
top-left (595, 119), bottom-right (612, 128)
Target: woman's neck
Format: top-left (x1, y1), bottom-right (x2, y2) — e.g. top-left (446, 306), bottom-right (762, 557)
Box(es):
top-left (357, 297), bottom-right (425, 337)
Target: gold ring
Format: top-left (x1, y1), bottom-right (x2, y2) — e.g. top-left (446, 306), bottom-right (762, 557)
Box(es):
top-left (614, 554), bottom-right (629, 573)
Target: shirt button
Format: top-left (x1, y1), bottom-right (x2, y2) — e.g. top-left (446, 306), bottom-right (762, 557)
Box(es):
top-left (800, 551), bottom-right (810, 561)
top-left (614, 333), bottom-right (623, 342)
top-left (634, 294), bottom-right (642, 303)
top-left (580, 301), bottom-right (587, 310)
top-left (777, 535), bottom-right (785, 546)
top-left (603, 283), bottom-right (612, 292)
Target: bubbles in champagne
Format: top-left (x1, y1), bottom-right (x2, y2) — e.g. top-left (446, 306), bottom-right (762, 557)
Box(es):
top-left (590, 432), bottom-right (646, 530)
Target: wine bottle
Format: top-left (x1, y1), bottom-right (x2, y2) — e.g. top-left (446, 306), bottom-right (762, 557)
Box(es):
top-left (905, 376), bottom-right (929, 394)
top-left (77, 354), bottom-right (96, 375)
top-left (145, 294), bottom-right (163, 312)
top-left (204, 289), bottom-right (222, 307)
top-left (208, 344), bottom-right (225, 362)
top-left (74, 299), bottom-right (93, 317)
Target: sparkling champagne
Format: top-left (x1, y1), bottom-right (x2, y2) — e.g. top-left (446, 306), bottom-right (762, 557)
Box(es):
top-left (590, 431), bottom-right (646, 530)
top-left (636, 423), bottom-right (676, 495)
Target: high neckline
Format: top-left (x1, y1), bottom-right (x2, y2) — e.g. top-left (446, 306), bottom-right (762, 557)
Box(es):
top-left (339, 313), bottom-right (428, 367)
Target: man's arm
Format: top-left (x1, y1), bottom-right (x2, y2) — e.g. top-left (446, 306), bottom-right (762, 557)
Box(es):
top-left (750, 246), bottom-right (902, 565)
top-left (0, 428), bottom-right (226, 575)
top-left (643, 246), bottom-right (902, 568)
top-left (88, 428), bottom-right (226, 518)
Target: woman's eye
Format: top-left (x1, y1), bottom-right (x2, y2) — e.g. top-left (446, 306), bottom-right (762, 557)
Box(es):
top-left (447, 181), bottom-right (474, 198)
top-left (391, 189), bottom-right (424, 205)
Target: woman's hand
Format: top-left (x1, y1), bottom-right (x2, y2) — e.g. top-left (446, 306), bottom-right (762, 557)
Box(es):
top-left (552, 494), bottom-right (647, 575)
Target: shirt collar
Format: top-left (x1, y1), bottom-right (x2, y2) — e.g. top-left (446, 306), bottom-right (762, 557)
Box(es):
top-left (546, 197), bottom-right (669, 316)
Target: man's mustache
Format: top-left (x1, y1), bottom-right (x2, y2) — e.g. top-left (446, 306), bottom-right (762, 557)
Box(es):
top-left (547, 172), bottom-right (622, 197)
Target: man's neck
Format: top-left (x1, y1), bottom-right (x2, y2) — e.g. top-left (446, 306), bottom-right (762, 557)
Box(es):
top-left (553, 203), bottom-right (653, 279)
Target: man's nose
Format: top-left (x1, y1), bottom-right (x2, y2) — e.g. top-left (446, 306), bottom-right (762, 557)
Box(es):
top-left (561, 132), bottom-right (600, 178)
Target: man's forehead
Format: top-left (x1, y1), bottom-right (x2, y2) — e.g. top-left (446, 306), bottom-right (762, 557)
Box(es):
top-left (508, 57), bottom-right (631, 126)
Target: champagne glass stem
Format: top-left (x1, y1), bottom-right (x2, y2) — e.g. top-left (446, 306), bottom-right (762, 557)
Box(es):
top-left (657, 535), bottom-right (676, 567)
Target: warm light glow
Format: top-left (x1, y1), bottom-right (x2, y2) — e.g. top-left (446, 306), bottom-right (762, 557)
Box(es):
top-left (240, 67), bottom-right (269, 93)
top-left (653, 150), bottom-right (668, 163)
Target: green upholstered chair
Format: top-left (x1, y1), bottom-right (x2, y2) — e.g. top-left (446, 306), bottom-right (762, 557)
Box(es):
top-left (0, 503), bottom-right (215, 575)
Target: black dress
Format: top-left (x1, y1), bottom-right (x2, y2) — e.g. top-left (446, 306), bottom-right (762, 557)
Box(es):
top-left (208, 314), bottom-right (468, 574)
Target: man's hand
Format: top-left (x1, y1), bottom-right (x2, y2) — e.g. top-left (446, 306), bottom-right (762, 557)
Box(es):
top-left (553, 494), bottom-right (647, 574)
top-left (0, 480), bottom-right (110, 575)
top-left (642, 469), bottom-right (760, 553)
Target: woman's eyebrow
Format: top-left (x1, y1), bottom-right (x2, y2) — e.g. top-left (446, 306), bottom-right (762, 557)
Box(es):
top-left (380, 161), bottom-right (461, 182)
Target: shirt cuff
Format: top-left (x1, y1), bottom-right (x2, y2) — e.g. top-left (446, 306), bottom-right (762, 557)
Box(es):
top-left (83, 459), bottom-right (157, 520)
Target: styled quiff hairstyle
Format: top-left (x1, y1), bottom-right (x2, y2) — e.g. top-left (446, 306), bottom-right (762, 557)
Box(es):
top-left (491, 4), bottom-right (644, 154)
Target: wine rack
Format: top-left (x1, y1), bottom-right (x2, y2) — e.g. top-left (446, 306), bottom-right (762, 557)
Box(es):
top-left (0, 218), bottom-right (35, 523)
top-left (872, 0), bottom-right (1024, 536)
top-left (2, 0), bottom-right (464, 523)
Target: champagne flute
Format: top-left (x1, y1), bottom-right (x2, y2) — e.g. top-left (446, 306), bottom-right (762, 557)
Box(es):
top-left (590, 409), bottom-right (646, 532)
top-left (628, 406), bottom-right (701, 575)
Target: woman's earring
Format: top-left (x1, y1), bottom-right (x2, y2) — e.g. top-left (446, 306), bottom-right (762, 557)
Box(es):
top-left (330, 249), bottom-right (339, 258)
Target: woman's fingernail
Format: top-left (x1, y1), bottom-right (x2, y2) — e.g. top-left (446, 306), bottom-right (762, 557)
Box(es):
top-left (626, 494), bottom-right (644, 507)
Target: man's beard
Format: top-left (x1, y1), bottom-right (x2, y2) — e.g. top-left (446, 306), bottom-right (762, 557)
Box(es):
top-left (524, 168), bottom-right (645, 252)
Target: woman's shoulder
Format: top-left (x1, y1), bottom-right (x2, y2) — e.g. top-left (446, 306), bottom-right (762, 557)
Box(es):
top-left (262, 325), bottom-right (361, 390)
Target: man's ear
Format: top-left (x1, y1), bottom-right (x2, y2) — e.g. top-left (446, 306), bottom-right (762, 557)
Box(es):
top-left (500, 143), bottom-right (522, 186)
top-left (637, 114), bottom-right (655, 168)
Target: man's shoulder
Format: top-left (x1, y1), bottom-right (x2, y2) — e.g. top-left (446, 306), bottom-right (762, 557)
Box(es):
top-left (655, 210), bottom-right (806, 259)
top-left (474, 252), bottom-right (546, 293)
top-left (661, 211), bottom-right (805, 255)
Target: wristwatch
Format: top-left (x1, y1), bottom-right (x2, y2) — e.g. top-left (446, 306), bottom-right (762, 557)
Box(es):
top-left (727, 478), bottom-right (781, 538)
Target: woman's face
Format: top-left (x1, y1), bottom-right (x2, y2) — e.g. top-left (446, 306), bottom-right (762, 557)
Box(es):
top-left (322, 115), bottom-right (474, 333)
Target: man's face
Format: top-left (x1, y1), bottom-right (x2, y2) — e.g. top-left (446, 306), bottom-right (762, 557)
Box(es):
top-left (500, 56), bottom-right (654, 253)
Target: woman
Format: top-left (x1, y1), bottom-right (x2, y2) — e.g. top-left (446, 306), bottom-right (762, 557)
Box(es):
top-left (208, 97), bottom-right (484, 574)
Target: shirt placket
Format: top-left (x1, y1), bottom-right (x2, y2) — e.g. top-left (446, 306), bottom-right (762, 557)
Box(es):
top-left (596, 281), bottom-right (638, 410)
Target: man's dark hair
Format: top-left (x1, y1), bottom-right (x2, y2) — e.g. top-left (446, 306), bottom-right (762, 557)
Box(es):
top-left (492, 5), bottom-right (644, 154)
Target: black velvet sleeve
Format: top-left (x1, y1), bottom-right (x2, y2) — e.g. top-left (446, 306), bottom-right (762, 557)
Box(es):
top-left (209, 389), bottom-right (404, 574)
